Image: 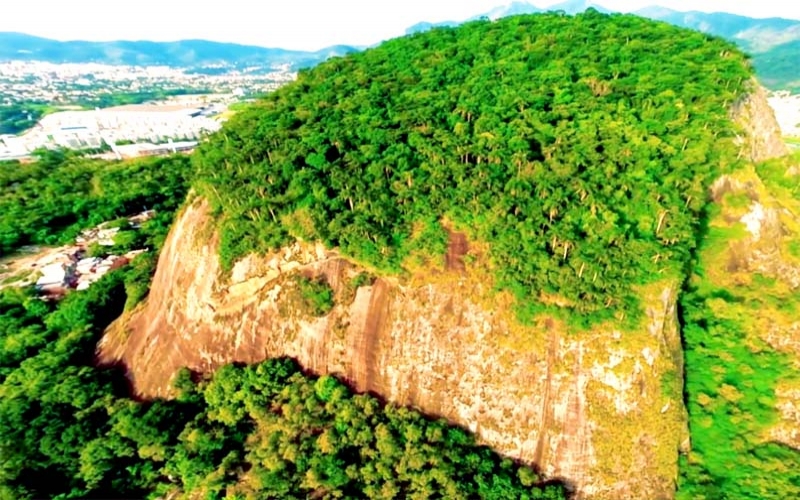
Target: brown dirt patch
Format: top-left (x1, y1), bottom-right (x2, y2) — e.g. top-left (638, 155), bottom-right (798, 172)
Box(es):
top-left (445, 230), bottom-right (469, 272)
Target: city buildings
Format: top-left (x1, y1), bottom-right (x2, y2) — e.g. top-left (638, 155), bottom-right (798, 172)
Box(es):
top-left (0, 60), bottom-right (297, 160)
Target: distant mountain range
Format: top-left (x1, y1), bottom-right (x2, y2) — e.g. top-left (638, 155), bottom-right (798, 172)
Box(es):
top-left (406, 1), bottom-right (613, 33)
top-left (0, 32), bottom-right (357, 70)
top-left (1, 2), bottom-right (799, 90)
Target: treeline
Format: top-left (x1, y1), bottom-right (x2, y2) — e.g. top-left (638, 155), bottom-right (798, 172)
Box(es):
top-left (0, 102), bottom-right (51, 135)
top-left (0, 149), bottom-right (191, 256)
top-left (73, 88), bottom-right (212, 109)
top-left (0, 271), bottom-right (565, 499)
top-left (195, 10), bottom-right (751, 325)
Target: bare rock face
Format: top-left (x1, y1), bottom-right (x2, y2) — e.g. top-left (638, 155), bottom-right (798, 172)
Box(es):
top-left (733, 83), bottom-right (788, 162)
top-left (100, 197), bottom-right (686, 499)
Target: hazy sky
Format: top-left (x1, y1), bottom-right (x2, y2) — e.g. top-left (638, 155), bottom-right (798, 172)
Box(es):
top-left (2, 1), bottom-right (799, 50)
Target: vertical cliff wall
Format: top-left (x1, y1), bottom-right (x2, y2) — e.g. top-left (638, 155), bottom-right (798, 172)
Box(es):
top-left (100, 196), bottom-right (687, 499)
top-left (733, 84), bottom-right (788, 162)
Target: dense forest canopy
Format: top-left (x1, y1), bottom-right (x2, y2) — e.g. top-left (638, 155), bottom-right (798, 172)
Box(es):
top-left (0, 150), bottom-right (190, 256)
top-left (195, 10), bottom-right (752, 324)
top-left (0, 277), bottom-right (565, 499)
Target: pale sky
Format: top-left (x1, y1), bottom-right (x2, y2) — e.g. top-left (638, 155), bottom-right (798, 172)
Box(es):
top-left (2, 0), bottom-right (799, 51)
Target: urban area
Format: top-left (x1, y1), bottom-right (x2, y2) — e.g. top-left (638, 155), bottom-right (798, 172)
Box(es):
top-left (0, 58), bottom-right (298, 299)
top-left (0, 60), bottom-right (296, 161)
top-left (0, 211), bottom-right (154, 298)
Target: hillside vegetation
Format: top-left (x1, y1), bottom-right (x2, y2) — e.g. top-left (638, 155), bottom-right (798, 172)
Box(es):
top-left (196, 10), bottom-right (751, 325)
top-left (0, 147), bottom-right (568, 499)
top-left (0, 150), bottom-right (190, 257)
top-left (678, 153), bottom-right (800, 499)
top-left (0, 278), bottom-right (564, 499)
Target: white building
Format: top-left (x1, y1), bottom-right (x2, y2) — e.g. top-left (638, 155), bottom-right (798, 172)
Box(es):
top-left (8, 103), bottom-right (221, 157)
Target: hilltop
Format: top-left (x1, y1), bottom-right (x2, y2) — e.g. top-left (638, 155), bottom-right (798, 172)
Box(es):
top-left (195, 9), bottom-right (751, 324)
top-left (408, 3), bottom-right (800, 92)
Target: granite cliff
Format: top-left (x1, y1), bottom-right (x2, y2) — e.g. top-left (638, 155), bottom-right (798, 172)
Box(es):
top-left (100, 196), bottom-right (686, 499)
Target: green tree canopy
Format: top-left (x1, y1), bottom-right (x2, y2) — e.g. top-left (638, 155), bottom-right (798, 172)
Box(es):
top-left (195, 12), bottom-right (752, 325)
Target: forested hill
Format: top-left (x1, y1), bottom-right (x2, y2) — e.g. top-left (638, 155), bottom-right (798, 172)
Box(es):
top-left (195, 10), bottom-right (752, 327)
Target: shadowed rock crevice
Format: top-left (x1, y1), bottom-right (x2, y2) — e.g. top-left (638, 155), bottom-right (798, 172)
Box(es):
top-left (445, 230), bottom-right (469, 273)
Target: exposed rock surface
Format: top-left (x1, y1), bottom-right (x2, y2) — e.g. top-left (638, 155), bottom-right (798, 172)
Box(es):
top-left (733, 83), bottom-right (788, 162)
top-left (100, 197), bottom-right (686, 499)
top-left (98, 86), bottom-right (788, 500)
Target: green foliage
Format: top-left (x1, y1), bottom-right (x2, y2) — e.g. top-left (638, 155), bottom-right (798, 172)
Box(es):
top-left (195, 12), bottom-right (751, 324)
top-left (123, 252), bottom-right (158, 310)
top-left (0, 269), bottom-right (157, 500)
top-left (677, 275), bottom-right (800, 499)
top-left (188, 360), bottom-right (565, 500)
top-left (0, 102), bottom-right (55, 135)
top-left (755, 152), bottom-right (800, 195)
top-left (294, 275), bottom-right (335, 316)
top-left (350, 271), bottom-right (376, 289)
top-left (0, 150), bottom-right (191, 257)
top-left (111, 228), bottom-right (145, 251)
top-left (0, 282), bottom-right (566, 499)
top-left (678, 158), bottom-right (800, 499)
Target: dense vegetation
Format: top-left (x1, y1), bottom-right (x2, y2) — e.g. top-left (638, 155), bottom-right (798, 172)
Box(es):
top-left (292, 275), bottom-right (335, 317)
top-left (0, 102), bottom-right (54, 135)
top-left (0, 146), bottom-right (564, 498)
top-left (0, 149), bottom-right (190, 257)
top-left (677, 154), bottom-right (800, 499)
top-left (196, 11), bottom-right (752, 325)
top-left (0, 276), bottom-right (565, 499)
